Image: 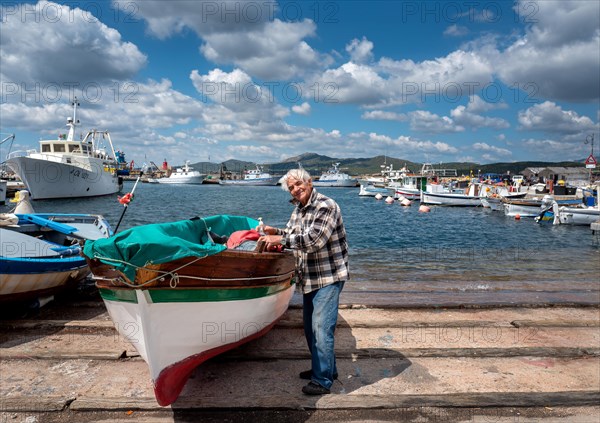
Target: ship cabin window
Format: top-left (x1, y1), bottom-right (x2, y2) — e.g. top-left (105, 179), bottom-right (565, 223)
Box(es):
top-left (41, 144), bottom-right (51, 152)
top-left (68, 144), bottom-right (80, 153)
top-left (53, 144), bottom-right (66, 152)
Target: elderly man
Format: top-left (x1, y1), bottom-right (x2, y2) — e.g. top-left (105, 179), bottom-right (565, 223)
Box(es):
top-left (259, 168), bottom-right (349, 395)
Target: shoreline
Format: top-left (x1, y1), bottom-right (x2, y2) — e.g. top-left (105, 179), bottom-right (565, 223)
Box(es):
top-left (1, 292), bottom-right (599, 422)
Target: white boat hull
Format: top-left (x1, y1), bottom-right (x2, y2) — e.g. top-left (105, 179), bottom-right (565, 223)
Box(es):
top-left (313, 179), bottom-right (357, 187)
top-left (420, 191), bottom-right (482, 206)
top-left (556, 207), bottom-right (600, 225)
top-left (394, 187), bottom-right (421, 201)
top-left (0, 267), bottom-right (88, 299)
top-left (503, 202), bottom-right (542, 217)
top-left (358, 184), bottom-right (393, 196)
top-left (6, 156), bottom-right (121, 199)
top-left (100, 282), bottom-right (294, 405)
top-left (219, 177), bottom-right (279, 186)
top-left (481, 197), bottom-right (504, 211)
top-left (154, 175), bottom-right (206, 184)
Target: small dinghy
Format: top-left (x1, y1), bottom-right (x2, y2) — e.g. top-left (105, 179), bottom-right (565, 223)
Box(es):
top-left (82, 214), bottom-right (296, 406)
top-left (0, 191), bottom-right (112, 302)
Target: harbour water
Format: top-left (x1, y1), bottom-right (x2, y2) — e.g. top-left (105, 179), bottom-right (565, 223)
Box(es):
top-left (4, 182), bottom-right (599, 306)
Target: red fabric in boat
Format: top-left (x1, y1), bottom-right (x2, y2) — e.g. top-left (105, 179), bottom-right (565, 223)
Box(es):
top-left (226, 229), bottom-right (261, 249)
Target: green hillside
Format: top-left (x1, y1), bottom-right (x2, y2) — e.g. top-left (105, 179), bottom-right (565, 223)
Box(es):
top-left (186, 153), bottom-right (588, 177)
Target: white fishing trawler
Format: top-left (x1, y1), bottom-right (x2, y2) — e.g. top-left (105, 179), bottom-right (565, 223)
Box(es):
top-left (313, 163), bottom-right (358, 187)
top-left (5, 98), bottom-right (124, 200)
top-left (219, 165), bottom-right (279, 186)
top-left (150, 161), bottom-right (206, 185)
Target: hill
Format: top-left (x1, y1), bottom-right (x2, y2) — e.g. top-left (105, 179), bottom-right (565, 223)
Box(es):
top-left (187, 153), bottom-right (587, 177)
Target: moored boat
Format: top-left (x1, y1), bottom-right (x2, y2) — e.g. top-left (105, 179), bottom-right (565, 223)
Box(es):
top-left (5, 98), bottom-right (125, 199)
top-left (313, 163), bottom-right (358, 187)
top-left (358, 182), bottom-right (393, 197)
top-left (219, 165), bottom-right (279, 186)
top-left (420, 181), bottom-right (482, 207)
top-left (150, 161), bottom-right (206, 185)
top-left (82, 214), bottom-right (295, 406)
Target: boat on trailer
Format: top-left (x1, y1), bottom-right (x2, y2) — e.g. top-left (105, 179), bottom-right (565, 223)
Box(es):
top-left (82, 214), bottom-right (295, 406)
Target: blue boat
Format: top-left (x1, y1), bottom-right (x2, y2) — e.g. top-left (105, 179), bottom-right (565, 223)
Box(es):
top-left (1, 192), bottom-right (112, 302)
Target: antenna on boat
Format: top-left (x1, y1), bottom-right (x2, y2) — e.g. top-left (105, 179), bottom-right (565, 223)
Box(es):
top-left (66, 97), bottom-right (80, 142)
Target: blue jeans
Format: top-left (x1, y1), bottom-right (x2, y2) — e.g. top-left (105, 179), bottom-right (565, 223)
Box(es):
top-left (302, 281), bottom-right (345, 389)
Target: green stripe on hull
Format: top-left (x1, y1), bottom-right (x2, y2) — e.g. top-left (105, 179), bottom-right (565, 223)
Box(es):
top-left (99, 281), bottom-right (293, 304)
top-left (98, 287), bottom-right (138, 303)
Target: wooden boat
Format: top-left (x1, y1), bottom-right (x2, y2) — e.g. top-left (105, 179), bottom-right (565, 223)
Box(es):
top-left (1, 191), bottom-right (112, 302)
top-left (82, 215), bottom-right (295, 406)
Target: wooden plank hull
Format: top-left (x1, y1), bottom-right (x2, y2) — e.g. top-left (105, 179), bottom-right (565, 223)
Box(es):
top-left (88, 250), bottom-right (296, 406)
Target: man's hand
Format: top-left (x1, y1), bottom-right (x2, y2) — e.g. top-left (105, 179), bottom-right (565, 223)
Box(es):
top-left (259, 234), bottom-right (283, 251)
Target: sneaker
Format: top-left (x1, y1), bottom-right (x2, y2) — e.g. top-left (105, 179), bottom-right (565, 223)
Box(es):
top-left (302, 381), bottom-right (330, 395)
top-left (299, 370), bottom-right (339, 380)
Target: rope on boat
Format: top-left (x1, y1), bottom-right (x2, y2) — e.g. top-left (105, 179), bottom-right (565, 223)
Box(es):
top-left (92, 254), bottom-right (210, 288)
top-left (92, 254), bottom-right (294, 287)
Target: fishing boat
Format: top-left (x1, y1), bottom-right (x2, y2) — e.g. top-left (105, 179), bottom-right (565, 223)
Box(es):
top-left (82, 214), bottom-right (295, 406)
top-left (313, 163), bottom-right (358, 187)
top-left (149, 161), bottom-right (206, 185)
top-left (219, 165), bottom-right (279, 186)
top-left (5, 98), bottom-right (125, 199)
top-left (545, 201), bottom-right (600, 225)
top-left (480, 189), bottom-right (527, 211)
top-left (420, 181), bottom-right (483, 207)
top-left (0, 191), bottom-right (112, 302)
top-left (358, 181), bottom-right (393, 197)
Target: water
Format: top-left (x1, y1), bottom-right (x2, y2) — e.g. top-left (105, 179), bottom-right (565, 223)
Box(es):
top-left (5, 182), bottom-right (599, 307)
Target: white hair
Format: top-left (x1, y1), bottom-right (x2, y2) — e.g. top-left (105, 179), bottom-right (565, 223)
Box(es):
top-left (280, 168), bottom-right (312, 192)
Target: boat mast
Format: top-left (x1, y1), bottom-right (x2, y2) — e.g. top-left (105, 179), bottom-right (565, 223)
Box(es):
top-left (66, 97), bottom-right (80, 142)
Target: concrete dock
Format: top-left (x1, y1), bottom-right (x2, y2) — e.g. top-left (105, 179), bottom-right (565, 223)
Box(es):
top-left (1, 295), bottom-right (599, 422)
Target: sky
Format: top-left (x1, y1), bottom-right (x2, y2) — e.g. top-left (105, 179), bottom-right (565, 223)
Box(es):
top-left (1, 0), bottom-right (599, 168)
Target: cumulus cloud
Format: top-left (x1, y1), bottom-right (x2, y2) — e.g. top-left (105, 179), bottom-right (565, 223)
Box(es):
top-left (129, 1), bottom-right (329, 80)
top-left (472, 142), bottom-right (512, 157)
top-left (407, 110), bottom-right (464, 133)
top-left (444, 25), bottom-right (469, 37)
top-left (292, 102), bottom-right (311, 115)
top-left (346, 37), bottom-right (374, 63)
top-left (493, 0), bottom-right (600, 102)
top-left (450, 103), bottom-right (510, 130)
top-left (517, 101), bottom-right (596, 134)
top-left (1, 1), bottom-right (146, 90)
top-left (362, 111), bottom-right (408, 121)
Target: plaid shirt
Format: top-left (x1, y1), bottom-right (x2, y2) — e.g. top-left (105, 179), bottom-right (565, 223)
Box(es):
top-left (278, 189), bottom-right (349, 294)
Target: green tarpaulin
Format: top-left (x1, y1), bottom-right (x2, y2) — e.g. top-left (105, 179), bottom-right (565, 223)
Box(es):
top-left (83, 215), bottom-right (259, 281)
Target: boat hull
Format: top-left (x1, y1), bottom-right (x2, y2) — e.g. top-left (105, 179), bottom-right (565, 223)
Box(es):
top-left (100, 281), bottom-right (293, 406)
top-left (503, 201), bottom-right (542, 217)
top-left (556, 208), bottom-right (600, 225)
top-left (0, 257), bottom-right (88, 302)
top-left (394, 187), bottom-right (421, 201)
top-left (154, 175), bottom-right (206, 184)
top-left (219, 178), bottom-right (279, 186)
top-left (6, 156), bottom-right (121, 199)
top-left (87, 245), bottom-right (296, 406)
top-left (313, 179), bottom-right (357, 187)
top-left (358, 184), bottom-right (393, 196)
top-left (420, 191), bottom-right (482, 206)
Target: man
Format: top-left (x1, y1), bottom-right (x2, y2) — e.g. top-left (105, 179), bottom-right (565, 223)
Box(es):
top-left (259, 168), bottom-right (349, 395)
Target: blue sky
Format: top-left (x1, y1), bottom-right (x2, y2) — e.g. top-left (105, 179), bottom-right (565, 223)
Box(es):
top-left (1, 0), bottom-right (599, 167)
